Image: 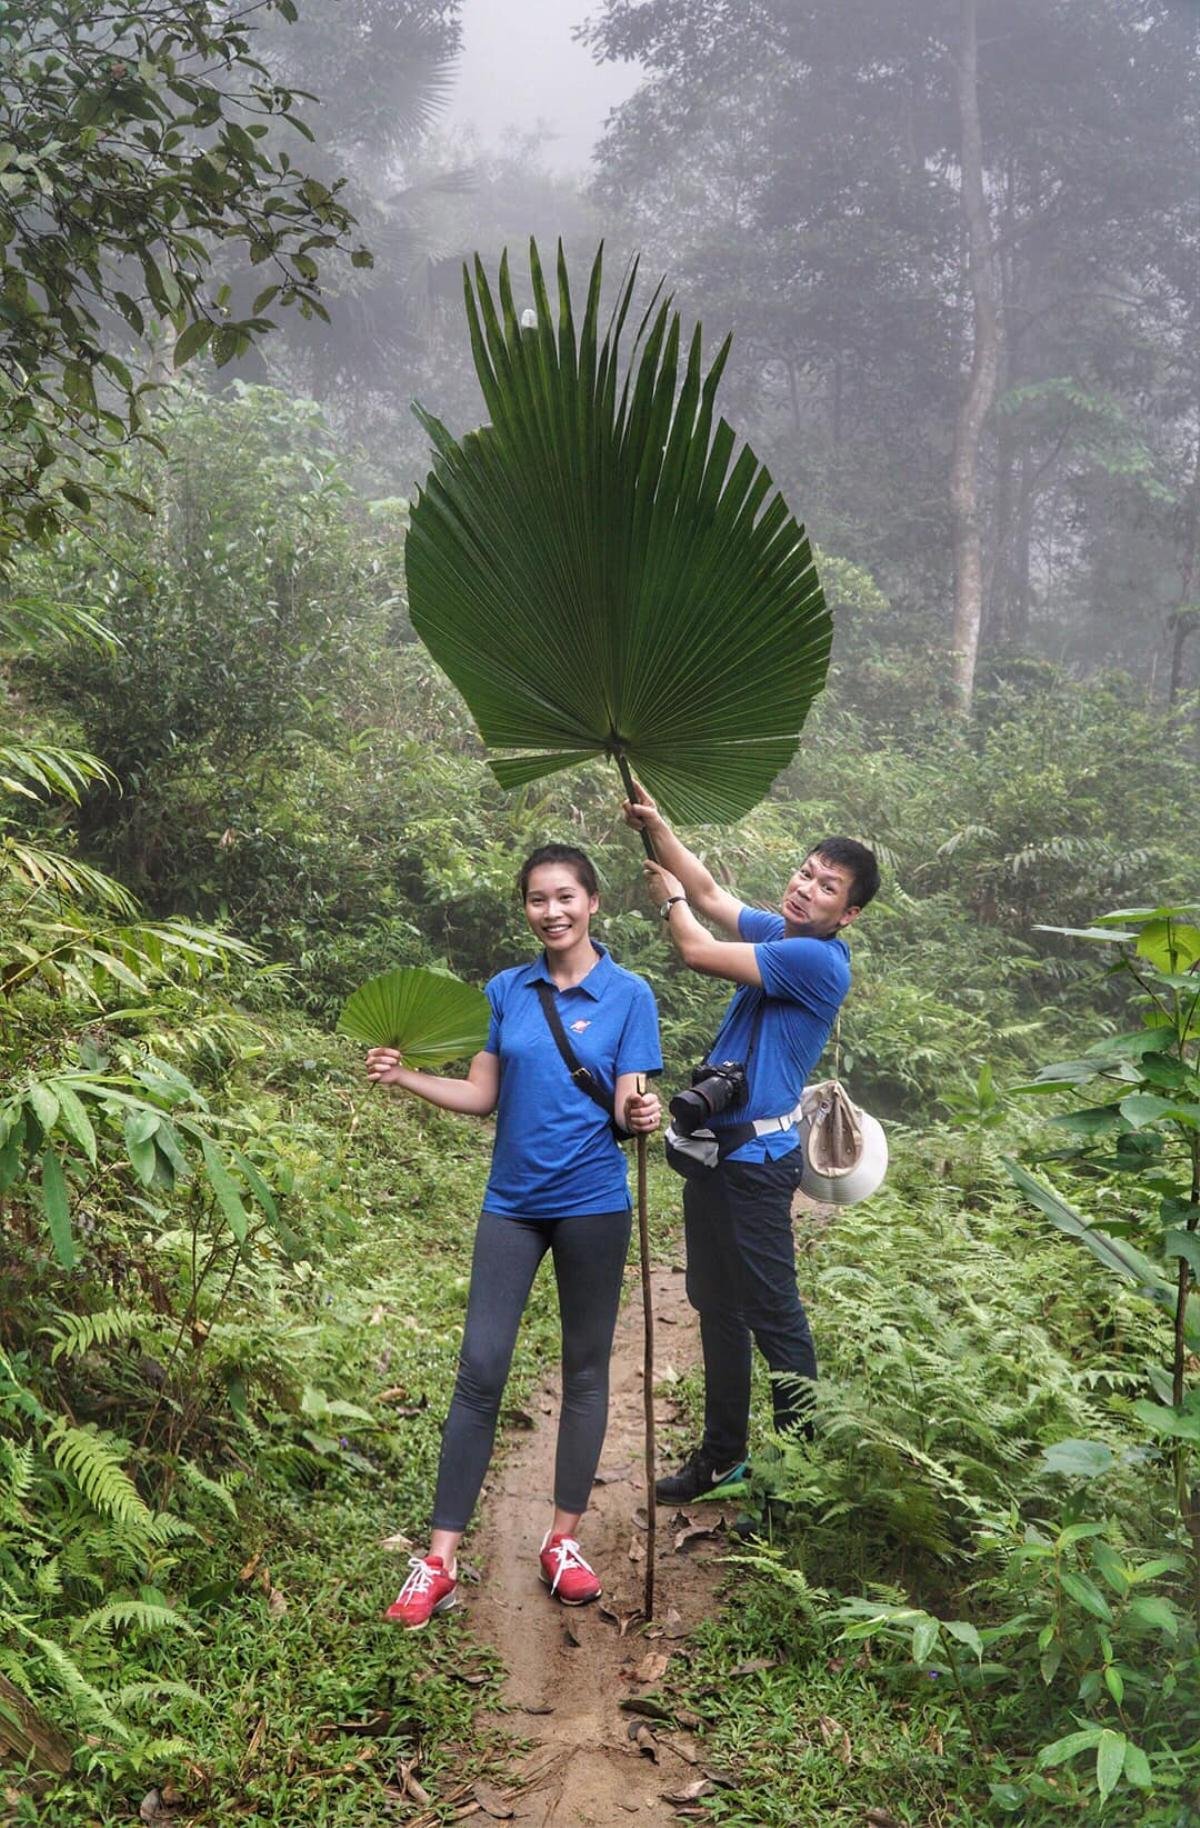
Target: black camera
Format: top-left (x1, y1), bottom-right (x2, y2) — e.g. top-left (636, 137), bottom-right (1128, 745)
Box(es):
top-left (669, 1060), bottom-right (748, 1135)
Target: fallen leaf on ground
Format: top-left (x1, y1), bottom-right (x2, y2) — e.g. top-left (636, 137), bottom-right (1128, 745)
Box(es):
top-left (518, 1702), bottom-right (555, 1716)
top-left (619, 1696), bottom-right (674, 1721)
top-left (817, 1714), bottom-right (852, 1765)
top-left (313, 1710), bottom-right (391, 1740)
top-left (730, 1657), bottom-right (780, 1677)
top-left (864, 1813), bottom-right (901, 1828)
top-left (450, 1671), bottom-right (489, 1687)
top-left (500, 1406), bottom-right (535, 1429)
top-left (674, 1523), bottom-right (717, 1552)
top-left (600, 1601), bottom-right (644, 1636)
top-left (661, 1607), bottom-right (688, 1639)
top-left (237, 1552), bottom-right (261, 1582)
top-left (138, 1791), bottom-right (162, 1823)
top-left (662, 1780), bottom-right (715, 1804)
top-left (267, 1588), bottom-right (288, 1617)
top-left (563, 1617), bottom-right (581, 1648)
top-left (628, 1535), bottom-right (646, 1563)
top-left (472, 1780), bottom-right (515, 1819)
top-left (632, 1505), bottom-right (649, 1531)
top-left (592, 1465), bottom-right (630, 1485)
top-left (398, 1761), bottom-right (431, 1807)
top-left (458, 1560), bottom-right (482, 1583)
top-left (627, 1721), bottom-right (659, 1762)
top-left (379, 1531), bottom-right (415, 1552)
top-left (246, 1715), bottom-right (267, 1759)
top-left (633, 1652), bottom-right (670, 1685)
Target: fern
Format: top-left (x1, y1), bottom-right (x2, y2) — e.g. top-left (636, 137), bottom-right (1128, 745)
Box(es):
top-left (0, 1438), bottom-right (35, 1504)
top-left (46, 1423), bottom-right (153, 1532)
top-left (179, 1458), bottom-right (240, 1521)
top-left (1, 1614), bottom-right (129, 1738)
top-left (32, 1557), bottom-right (62, 1598)
top-left (115, 1678), bottom-right (206, 1711)
top-left (143, 1512), bottom-right (200, 1547)
top-left (74, 1599), bottom-right (195, 1640)
top-left (47, 1306), bottom-right (146, 1363)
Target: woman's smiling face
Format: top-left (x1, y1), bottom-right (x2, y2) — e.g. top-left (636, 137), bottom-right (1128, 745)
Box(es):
top-left (523, 862), bottom-right (599, 951)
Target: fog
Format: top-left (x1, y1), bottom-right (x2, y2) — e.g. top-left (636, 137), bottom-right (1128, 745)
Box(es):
top-left (447, 0), bottom-right (641, 172)
top-left (254, 0), bottom-right (1198, 708)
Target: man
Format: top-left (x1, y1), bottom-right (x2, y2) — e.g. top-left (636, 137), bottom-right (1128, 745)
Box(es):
top-left (622, 787), bottom-right (879, 1504)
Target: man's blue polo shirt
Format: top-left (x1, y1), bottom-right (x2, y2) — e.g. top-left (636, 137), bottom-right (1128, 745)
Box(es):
top-left (482, 944), bottom-right (662, 1217)
top-left (705, 907), bottom-right (851, 1164)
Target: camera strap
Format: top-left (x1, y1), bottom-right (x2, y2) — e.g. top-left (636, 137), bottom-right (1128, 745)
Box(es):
top-left (532, 981), bottom-right (620, 1131)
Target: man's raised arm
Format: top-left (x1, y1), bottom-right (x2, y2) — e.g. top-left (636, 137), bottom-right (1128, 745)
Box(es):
top-left (621, 784), bottom-right (744, 937)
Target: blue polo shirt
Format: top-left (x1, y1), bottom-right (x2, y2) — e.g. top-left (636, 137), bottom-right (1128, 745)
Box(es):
top-left (705, 907), bottom-right (851, 1164)
top-left (482, 944), bottom-right (662, 1217)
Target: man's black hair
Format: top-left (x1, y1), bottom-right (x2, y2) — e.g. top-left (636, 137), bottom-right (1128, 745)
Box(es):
top-left (806, 837), bottom-right (880, 911)
top-left (517, 844), bottom-right (599, 900)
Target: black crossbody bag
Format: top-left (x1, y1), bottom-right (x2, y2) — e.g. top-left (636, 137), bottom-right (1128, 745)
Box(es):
top-left (533, 981), bottom-right (628, 1140)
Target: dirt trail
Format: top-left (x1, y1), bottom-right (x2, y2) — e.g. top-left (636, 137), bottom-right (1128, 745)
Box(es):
top-left (464, 1262), bottom-right (738, 1826)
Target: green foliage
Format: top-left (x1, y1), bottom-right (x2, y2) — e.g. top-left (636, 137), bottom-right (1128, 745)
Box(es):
top-left (0, 1), bottom-right (368, 556)
top-left (406, 239), bottom-right (831, 824)
top-left (1006, 902), bottom-right (1200, 1640)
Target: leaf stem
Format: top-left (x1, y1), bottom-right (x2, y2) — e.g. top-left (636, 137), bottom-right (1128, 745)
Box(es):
top-left (612, 752), bottom-right (656, 862)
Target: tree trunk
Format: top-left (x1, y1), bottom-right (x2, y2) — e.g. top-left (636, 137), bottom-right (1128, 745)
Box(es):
top-left (1167, 434), bottom-right (1200, 706)
top-left (949, 0), bottom-right (1003, 711)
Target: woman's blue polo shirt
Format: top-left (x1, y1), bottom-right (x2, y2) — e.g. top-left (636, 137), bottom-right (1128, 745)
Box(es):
top-left (482, 943), bottom-right (662, 1218)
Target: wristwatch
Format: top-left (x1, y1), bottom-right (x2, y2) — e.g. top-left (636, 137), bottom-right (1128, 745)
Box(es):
top-left (659, 894), bottom-right (687, 920)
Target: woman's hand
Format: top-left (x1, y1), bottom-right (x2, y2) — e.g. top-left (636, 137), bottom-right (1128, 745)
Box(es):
top-left (623, 1087), bottom-right (662, 1134)
top-left (366, 1046), bottom-right (408, 1086)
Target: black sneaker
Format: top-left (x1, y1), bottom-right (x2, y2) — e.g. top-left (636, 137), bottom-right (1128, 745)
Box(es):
top-left (655, 1446), bottom-right (749, 1505)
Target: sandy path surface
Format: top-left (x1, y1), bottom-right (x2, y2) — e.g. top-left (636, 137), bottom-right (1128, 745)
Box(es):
top-left (463, 1262), bottom-right (739, 1827)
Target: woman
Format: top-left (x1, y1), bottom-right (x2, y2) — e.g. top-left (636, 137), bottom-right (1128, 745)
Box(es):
top-left (367, 844), bottom-right (662, 1630)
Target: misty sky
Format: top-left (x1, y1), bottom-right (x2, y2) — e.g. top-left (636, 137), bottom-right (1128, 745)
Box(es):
top-left (447, 0), bottom-right (642, 172)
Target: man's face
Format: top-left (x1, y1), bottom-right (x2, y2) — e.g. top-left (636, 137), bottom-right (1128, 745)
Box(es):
top-left (780, 851), bottom-right (860, 937)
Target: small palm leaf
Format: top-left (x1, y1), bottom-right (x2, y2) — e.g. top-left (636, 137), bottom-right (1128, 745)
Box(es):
top-left (337, 966), bottom-right (489, 1066)
top-left (405, 239), bottom-right (832, 826)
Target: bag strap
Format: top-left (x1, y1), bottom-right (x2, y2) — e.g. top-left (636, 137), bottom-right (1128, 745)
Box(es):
top-left (533, 981), bottom-right (617, 1126)
top-left (704, 987), bottom-right (768, 1073)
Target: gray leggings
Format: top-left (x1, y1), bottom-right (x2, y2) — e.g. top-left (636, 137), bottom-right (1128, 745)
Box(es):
top-left (430, 1206), bottom-right (632, 1533)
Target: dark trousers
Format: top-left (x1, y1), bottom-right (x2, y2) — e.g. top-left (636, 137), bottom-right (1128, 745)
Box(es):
top-left (431, 1207), bottom-right (631, 1533)
top-left (683, 1149), bottom-right (816, 1464)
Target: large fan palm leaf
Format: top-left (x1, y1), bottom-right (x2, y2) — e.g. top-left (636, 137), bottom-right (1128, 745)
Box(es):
top-left (337, 966), bottom-right (489, 1068)
top-left (405, 241), bottom-right (832, 826)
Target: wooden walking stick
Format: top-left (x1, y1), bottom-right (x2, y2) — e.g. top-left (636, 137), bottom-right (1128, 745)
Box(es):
top-left (635, 1070), bottom-right (656, 1620)
top-left (616, 754), bottom-right (659, 1619)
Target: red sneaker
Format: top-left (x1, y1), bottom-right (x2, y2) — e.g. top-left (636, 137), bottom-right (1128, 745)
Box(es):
top-left (538, 1532), bottom-right (602, 1605)
top-left (384, 1554), bottom-right (457, 1630)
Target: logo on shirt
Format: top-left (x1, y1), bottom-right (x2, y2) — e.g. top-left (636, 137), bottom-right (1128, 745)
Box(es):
top-left (569, 1019), bottom-right (591, 1034)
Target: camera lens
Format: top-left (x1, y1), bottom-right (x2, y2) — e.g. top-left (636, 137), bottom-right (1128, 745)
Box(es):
top-left (669, 1087), bottom-right (712, 1135)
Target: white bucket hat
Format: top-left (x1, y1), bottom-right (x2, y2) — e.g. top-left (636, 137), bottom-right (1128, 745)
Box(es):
top-left (799, 1078), bottom-right (888, 1205)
